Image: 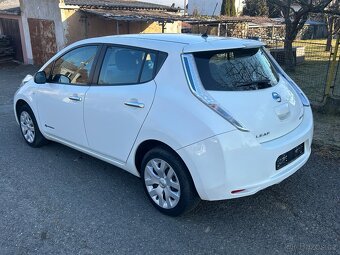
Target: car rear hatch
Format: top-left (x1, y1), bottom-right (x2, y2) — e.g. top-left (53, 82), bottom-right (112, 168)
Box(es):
top-left (182, 42), bottom-right (304, 143)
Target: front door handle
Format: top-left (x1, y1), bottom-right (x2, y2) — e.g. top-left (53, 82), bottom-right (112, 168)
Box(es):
top-left (69, 95), bottom-right (82, 102)
top-left (124, 101), bottom-right (145, 108)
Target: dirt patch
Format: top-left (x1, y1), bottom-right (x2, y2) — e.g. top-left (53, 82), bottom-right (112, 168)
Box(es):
top-left (313, 110), bottom-right (340, 150)
top-left (312, 143), bottom-right (340, 159)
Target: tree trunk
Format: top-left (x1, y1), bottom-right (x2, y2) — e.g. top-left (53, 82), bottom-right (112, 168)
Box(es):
top-left (326, 17), bottom-right (334, 52)
top-left (284, 39), bottom-right (295, 71)
top-left (284, 21), bottom-right (296, 71)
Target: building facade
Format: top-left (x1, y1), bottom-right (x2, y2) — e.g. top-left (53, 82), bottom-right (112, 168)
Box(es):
top-left (0, 0), bottom-right (182, 65)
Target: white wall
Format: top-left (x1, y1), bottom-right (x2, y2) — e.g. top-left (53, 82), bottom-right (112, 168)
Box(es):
top-left (188, 0), bottom-right (244, 15)
top-left (188, 0), bottom-right (222, 15)
top-left (138, 0), bottom-right (185, 8)
top-left (235, 0), bottom-right (244, 14)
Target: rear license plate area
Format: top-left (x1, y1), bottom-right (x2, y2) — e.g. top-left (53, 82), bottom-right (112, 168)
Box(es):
top-left (276, 143), bottom-right (305, 170)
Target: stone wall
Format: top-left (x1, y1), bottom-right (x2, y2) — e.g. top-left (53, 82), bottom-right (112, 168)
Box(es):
top-left (247, 25), bottom-right (285, 39)
top-left (191, 22), bottom-right (327, 41)
top-left (191, 22), bottom-right (248, 37)
top-left (247, 24), bottom-right (327, 40)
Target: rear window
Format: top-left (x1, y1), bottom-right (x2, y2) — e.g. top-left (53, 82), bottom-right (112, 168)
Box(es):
top-left (193, 48), bottom-right (279, 91)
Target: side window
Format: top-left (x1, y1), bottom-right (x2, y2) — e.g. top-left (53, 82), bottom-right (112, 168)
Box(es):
top-left (140, 53), bottom-right (156, 83)
top-left (98, 47), bottom-right (156, 85)
top-left (51, 46), bottom-right (98, 85)
top-left (155, 52), bottom-right (168, 75)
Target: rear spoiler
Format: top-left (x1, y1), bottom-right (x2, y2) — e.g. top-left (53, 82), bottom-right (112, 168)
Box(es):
top-left (182, 38), bottom-right (264, 53)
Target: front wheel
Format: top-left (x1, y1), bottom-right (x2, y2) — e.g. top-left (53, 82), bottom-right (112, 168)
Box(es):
top-left (18, 104), bottom-right (47, 147)
top-left (141, 147), bottom-right (200, 216)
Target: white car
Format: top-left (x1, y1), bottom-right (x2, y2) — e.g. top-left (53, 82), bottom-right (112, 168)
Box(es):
top-left (14, 34), bottom-right (313, 216)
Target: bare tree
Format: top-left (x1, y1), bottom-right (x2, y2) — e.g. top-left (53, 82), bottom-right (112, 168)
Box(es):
top-left (267, 0), bottom-right (340, 70)
top-left (325, 0), bottom-right (340, 51)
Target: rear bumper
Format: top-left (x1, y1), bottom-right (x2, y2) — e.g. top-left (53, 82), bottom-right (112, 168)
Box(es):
top-left (177, 107), bottom-right (313, 201)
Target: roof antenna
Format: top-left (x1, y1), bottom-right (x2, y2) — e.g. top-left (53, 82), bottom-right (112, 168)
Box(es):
top-left (202, 2), bottom-right (218, 39)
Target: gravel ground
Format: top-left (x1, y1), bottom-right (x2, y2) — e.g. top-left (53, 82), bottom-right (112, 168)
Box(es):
top-left (0, 63), bottom-right (339, 255)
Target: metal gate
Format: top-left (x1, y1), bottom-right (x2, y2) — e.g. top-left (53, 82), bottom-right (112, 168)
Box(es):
top-left (27, 18), bottom-right (57, 65)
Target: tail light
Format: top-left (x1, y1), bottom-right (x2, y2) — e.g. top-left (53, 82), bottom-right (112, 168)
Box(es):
top-left (182, 54), bottom-right (249, 132)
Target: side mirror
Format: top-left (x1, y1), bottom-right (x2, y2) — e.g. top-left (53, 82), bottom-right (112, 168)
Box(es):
top-left (34, 71), bottom-right (47, 84)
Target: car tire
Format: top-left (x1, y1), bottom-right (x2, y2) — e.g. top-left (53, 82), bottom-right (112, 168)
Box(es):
top-left (18, 104), bottom-right (48, 147)
top-left (141, 146), bottom-right (200, 216)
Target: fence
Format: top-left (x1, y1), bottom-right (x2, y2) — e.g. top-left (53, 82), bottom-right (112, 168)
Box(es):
top-left (260, 37), bottom-right (333, 103)
top-left (330, 39), bottom-right (340, 98)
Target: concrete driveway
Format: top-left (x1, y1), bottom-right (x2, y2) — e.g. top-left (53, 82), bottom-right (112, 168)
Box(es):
top-left (0, 63), bottom-right (339, 254)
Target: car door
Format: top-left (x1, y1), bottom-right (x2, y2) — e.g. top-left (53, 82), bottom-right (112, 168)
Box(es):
top-left (36, 45), bottom-right (100, 147)
top-left (84, 45), bottom-right (159, 163)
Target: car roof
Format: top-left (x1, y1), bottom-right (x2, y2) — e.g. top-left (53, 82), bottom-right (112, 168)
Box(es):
top-left (112, 33), bottom-right (223, 44)
top-left (75, 34), bottom-right (264, 53)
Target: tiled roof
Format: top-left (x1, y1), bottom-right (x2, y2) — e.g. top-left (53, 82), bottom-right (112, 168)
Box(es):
top-left (81, 8), bottom-right (183, 22)
top-left (0, 0), bottom-right (20, 15)
top-left (64, 0), bottom-right (178, 12)
top-left (185, 16), bottom-right (253, 24)
top-left (81, 8), bottom-right (255, 23)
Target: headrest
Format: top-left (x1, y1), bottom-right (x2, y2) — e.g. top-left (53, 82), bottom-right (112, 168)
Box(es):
top-left (115, 50), bottom-right (137, 71)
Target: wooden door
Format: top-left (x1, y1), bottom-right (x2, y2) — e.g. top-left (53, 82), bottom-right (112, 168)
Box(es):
top-left (0, 18), bottom-right (23, 62)
top-left (28, 18), bottom-right (57, 65)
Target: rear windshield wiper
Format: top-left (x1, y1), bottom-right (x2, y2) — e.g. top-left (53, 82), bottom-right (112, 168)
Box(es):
top-left (235, 79), bottom-right (272, 88)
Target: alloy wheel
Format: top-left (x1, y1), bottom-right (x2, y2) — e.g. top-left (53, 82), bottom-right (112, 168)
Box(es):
top-left (20, 111), bottom-right (35, 143)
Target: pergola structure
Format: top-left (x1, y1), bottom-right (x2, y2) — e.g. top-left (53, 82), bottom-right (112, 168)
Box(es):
top-left (80, 7), bottom-right (253, 35)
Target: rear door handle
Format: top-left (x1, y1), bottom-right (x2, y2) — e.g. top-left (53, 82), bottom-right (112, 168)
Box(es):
top-left (69, 95), bottom-right (82, 102)
top-left (124, 101), bottom-right (145, 108)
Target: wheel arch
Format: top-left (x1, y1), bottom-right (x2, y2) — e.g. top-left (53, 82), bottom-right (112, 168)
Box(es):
top-left (134, 140), bottom-right (191, 174)
top-left (135, 139), bottom-right (175, 174)
top-left (15, 99), bottom-right (32, 123)
top-left (134, 139), bottom-right (199, 196)
top-left (14, 99), bottom-right (42, 132)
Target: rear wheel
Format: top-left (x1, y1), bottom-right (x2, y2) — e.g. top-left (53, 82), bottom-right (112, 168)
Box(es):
top-left (18, 104), bottom-right (47, 147)
top-left (141, 147), bottom-right (200, 216)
